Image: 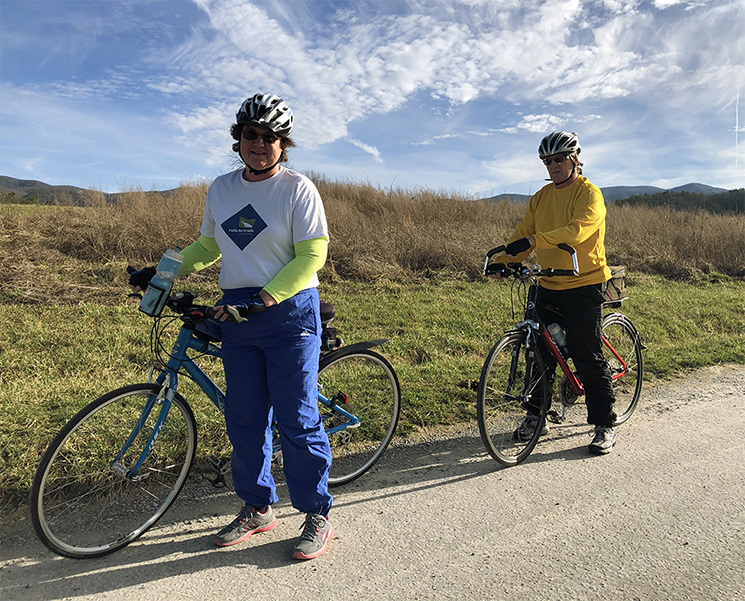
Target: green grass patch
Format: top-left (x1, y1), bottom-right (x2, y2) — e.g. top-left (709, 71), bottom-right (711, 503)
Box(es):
top-left (2, 276), bottom-right (744, 511)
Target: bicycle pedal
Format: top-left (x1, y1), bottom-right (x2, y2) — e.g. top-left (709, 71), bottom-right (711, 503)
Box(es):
top-left (207, 454), bottom-right (231, 474)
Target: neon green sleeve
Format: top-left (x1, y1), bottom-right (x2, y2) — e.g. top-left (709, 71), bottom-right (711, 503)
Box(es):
top-left (263, 236), bottom-right (329, 303)
top-left (178, 235), bottom-right (222, 276)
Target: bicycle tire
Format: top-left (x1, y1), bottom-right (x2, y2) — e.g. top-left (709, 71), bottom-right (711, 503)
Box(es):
top-left (602, 313), bottom-right (644, 425)
top-left (30, 383), bottom-right (197, 559)
top-left (477, 331), bottom-right (551, 466)
top-left (318, 349), bottom-right (401, 486)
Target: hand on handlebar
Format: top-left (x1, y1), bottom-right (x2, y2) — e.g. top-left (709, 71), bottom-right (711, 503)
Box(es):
top-left (485, 262), bottom-right (510, 280)
top-left (127, 266), bottom-right (156, 293)
top-left (213, 294), bottom-right (268, 323)
top-left (483, 241), bottom-right (578, 279)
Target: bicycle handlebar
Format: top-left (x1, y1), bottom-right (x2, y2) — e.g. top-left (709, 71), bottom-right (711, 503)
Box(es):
top-left (164, 291), bottom-right (244, 324)
top-left (483, 243), bottom-right (579, 278)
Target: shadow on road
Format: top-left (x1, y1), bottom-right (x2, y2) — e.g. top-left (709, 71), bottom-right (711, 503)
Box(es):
top-left (0, 423), bottom-right (598, 600)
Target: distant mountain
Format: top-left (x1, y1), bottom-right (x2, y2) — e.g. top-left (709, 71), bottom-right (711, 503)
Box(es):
top-left (668, 183), bottom-right (729, 195)
top-left (600, 186), bottom-right (664, 202)
top-left (0, 176), bottom-right (178, 204)
top-left (0, 175), bottom-right (101, 204)
top-left (0, 175), bottom-right (734, 206)
top-left (484, 193), bottom-right (532, 203)
top-left (483, 182), bottom-right (730, 203)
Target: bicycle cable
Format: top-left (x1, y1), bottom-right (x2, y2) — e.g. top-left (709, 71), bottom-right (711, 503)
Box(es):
top-left (148, 312), bottom-right (215, 378)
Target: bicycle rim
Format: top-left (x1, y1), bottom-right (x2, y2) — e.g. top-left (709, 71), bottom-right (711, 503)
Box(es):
top-left (477, 332), bottom-right (550, 466)
top-left (30, 384), bottom-right (197, 558)
top-left (602, 314), bottom-right (643, 425)
top-left (318, 350), bottom-right (401, 486)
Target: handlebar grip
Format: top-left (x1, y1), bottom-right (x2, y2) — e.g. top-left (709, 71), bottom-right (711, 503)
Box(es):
top-left (556, 243), bottom-right (579, 276)
top-left (485, 245), bottom-right (506, 259)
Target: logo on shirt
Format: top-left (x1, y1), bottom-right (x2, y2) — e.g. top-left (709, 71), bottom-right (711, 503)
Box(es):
top-left (221, 204), bottom-right (267, 250)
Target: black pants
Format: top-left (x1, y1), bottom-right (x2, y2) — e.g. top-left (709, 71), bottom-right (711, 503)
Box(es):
top-left (535, 284), bottom-right (617, 427)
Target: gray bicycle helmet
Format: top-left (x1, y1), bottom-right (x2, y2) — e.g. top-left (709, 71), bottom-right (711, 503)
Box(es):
top-left (237, 93), bottom-right (294, 137)
top-left (538, 131), bottom-right (581, 159)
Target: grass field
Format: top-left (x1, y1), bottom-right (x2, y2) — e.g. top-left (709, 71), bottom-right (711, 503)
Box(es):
top-left (2, 275), bottom-right (744, 512)
top-left (1, 182), bottom-right (744, 512)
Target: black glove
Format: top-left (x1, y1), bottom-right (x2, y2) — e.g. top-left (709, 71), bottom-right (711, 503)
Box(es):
top-left (504, 237), bottom-right (531, 257)
top-left (235, 295), bottom-right (267, 317)
top-left (127, 266), bottom-right (156, 290)
top-left (485, 262), bottom-right (509, 277)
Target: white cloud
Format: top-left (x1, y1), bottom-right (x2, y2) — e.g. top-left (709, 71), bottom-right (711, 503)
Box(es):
top-left (2, 0), bottom-right (744, 193)
top-left (348, 138), bottom-right (383, 162)
top-left (169, 0), bottom-right (743, 149)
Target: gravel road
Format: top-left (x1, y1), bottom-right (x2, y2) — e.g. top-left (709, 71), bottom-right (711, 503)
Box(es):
top-left (1, 364), bottom-right (743, 601)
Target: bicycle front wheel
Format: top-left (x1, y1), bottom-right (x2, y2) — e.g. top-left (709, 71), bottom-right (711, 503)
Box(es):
top-left (477, 331), bottom-right (551, 466)
top-left (318, 349), bottom-right (401, 486)
top-left (602, 313), bottom-right (644, 425)
top-left (30, 383), bottom-right (197, 558)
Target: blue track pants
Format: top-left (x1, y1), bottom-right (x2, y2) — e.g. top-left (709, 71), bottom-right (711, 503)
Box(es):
top-left (219, 287), bottom-right (333, 516)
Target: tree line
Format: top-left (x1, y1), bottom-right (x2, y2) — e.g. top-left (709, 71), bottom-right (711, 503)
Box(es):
top-left (616, 188), bottom-right (745, 214)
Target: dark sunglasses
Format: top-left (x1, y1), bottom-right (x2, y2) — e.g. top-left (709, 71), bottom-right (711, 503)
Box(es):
top-left (242, 129), bottom-right (279, 144)
top-left (542, 152), bottom-right (571, 166)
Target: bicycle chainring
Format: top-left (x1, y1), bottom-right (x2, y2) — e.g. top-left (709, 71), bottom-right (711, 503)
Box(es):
top-left (556, 375), bottom-right (580, 406)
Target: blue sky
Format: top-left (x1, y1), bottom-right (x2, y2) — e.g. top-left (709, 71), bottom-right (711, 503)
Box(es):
top-left (1, 0), bottom-right (743, 198)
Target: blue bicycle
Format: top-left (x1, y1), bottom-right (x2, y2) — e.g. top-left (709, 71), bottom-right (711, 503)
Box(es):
top-left (30, 290), bottom-right (401, 558)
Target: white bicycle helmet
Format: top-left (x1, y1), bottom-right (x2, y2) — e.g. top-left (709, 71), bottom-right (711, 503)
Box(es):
top-left (236, 93), bottom-right (294, 137)
top-left (538, 131), bottom-right (581, 159)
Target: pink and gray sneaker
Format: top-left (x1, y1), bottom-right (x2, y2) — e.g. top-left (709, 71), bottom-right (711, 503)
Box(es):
top-left (292, 513), bottom-right (334, 560)
top-left (214, 505), bottom-right (278, 547)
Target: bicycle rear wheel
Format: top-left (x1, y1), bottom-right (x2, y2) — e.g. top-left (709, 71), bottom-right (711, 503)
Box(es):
top-left (318, 349), bottom-right (401, 486)
top-left (602, 313), bottom-right (644, 425)
top-left (30, 383), bottom-right (197, 558)
top-left (477, 331), bottom-right (551, 466)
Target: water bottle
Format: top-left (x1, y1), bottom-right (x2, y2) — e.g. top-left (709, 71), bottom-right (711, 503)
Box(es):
top-left (547, 323), bottom-right (569, 358)
top-left (139, 249), bottom-right (184, 317)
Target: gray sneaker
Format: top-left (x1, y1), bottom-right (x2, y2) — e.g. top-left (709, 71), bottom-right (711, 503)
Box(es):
top-left (214, 505), bottom-right (278, 547)
top-left (292, 513), bottom-right (334, 560)
top-left (513, 415), bottom-right (549, 441)
top-left (589, 426), bottom-right (616, 454)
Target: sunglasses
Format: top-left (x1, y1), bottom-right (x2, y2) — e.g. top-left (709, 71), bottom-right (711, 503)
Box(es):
top-left (242, 129), bottom-right (279, 144)
top-left (542, 153), bottom-right (571, 166)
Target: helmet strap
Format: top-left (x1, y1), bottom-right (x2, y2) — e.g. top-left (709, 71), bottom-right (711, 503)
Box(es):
top-left (239, 144), bottom-right (282, 176)
top-left (554, 169), bottom-right (575, 187)
top-left (246, 158), bottom-right (281, 176)
top-left (549, 156), bottom-right (579, 187)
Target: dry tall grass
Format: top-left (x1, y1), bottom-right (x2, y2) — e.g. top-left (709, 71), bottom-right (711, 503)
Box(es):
top-left (2, 179), bottom-right (744, 305)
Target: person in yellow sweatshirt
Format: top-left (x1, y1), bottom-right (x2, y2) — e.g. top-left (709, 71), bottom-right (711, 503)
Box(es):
top-left (493, 131), bottom-right (617, 454)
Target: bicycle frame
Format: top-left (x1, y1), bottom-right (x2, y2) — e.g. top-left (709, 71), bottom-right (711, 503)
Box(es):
top-left (119, 319), bottom-right (374, 480)
top-left (514, 276), bottom-right (630, 402)
top-left (539, 322), bottom-right (630, 397)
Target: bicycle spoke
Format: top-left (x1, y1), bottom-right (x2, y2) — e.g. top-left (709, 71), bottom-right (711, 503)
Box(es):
top-left (477, 333), bottom-right (550, 466)
top-left (31, 384), bottom-right (196, 558)
top-left (318, 350), bottom-right (400, 485)
top-left (602, 314), bottom-right (643, 425)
